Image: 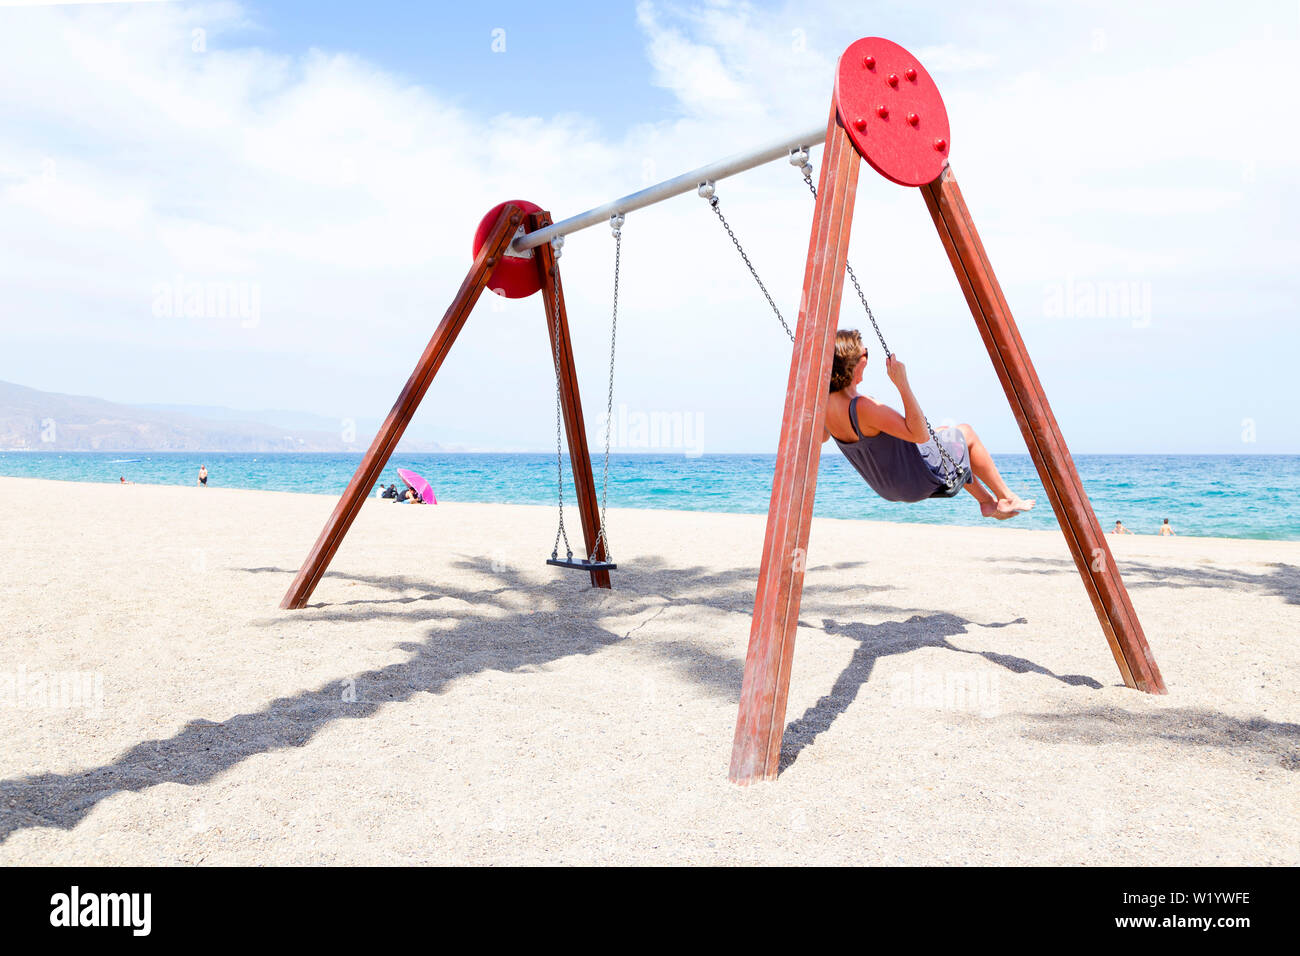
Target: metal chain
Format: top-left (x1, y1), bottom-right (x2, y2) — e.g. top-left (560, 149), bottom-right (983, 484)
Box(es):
top-left (798, 171), bottom-right (890, 353)
top-left (548, 258), bottom-right (573, 561)
top-left (593, 216), bottom-right (622, 561)
top-left (798, 166), bottom-right (961, 490)
top-left (703, 190), bottom-right (795, 344)
top-left (547, 218), bottom-right (621, 566)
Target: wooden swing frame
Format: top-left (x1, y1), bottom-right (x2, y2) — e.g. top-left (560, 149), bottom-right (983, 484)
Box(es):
top-left (279, 50), bottom-right (1165, 786)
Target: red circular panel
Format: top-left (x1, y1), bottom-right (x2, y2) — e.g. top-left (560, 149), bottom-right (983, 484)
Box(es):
top-left (472, 199), bottom-right (544, 298)
top-left (835, 37), bottom-right (950, 187)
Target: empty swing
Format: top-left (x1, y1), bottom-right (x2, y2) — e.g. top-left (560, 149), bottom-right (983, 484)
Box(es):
top-left (545, 213), bottom-right (623, 573)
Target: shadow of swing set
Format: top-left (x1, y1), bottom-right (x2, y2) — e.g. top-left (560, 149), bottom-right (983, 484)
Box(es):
top-left (278, 37), bottom-right (1166, 785)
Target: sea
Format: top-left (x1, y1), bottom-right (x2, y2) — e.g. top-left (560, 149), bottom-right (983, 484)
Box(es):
top-left (0, 451), bottom-right (1296, 541)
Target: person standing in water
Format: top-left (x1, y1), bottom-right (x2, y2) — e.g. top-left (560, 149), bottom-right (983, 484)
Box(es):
top-left (1113, 520), bottom-right (1134, 535)
top-left (1158, 518), bottom-right (1175, 536)
top-left (198, 464), bottom-right (208, 487)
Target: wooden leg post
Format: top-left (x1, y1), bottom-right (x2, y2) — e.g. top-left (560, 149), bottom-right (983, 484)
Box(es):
top-left (533, 212), bottom-right (612, 589)
top-left (279, 204), bottom-right (523, 610)
top-left (730, 107), bottom-right (862, 784)
top-left (920, 167), bottom-right (1165, 693)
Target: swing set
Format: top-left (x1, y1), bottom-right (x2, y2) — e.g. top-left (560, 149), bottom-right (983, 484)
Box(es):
top-left (279, 37), bottom-right (1165, 784)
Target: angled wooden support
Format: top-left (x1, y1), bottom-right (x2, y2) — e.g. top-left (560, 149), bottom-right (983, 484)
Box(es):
top-left (279, 203), bottom-right (523, 610)
top-left (532, 211), bottom-right (612, 589)
top-left (730, 105), bottom-right (862, 785)
top-left (920, 167), bottom-right (1165, 694)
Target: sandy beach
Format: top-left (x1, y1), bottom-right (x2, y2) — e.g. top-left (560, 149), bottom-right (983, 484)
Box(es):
top-left (0, 475), bottom-right (1295, 865)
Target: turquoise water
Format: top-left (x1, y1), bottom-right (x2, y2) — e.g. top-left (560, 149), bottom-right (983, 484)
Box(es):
top-left (0, 451), bottom-right (1296, 540)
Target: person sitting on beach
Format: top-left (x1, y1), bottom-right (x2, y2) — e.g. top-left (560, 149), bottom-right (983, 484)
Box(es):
top-left (403, 487), bottom-right (421, 504)
top-left (822, 329), bottom-right (1035, 519)
top-left (1113, 520), bottom-right (1134, 535)
top-left (381, 483), bottom-right (400, 500)
top-left (1158, 518), bottom-right (1176, 536)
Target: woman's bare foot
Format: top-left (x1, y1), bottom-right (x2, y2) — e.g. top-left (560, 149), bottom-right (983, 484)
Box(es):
top-left (980, 497), bottom-right (1035, 520)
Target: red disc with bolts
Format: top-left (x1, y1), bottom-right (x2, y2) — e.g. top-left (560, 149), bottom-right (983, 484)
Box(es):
top-left (472, 199), bottom-right (545, 298)
top-left (835, 37), bottom-right (950, 187)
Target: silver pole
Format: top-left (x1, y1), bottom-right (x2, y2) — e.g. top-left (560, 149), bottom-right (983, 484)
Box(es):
top-left (513, 125), bottom-right (826, 253)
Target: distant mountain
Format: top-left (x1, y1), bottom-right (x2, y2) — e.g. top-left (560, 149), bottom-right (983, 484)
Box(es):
top-left (135, 403), bottom-right (357, 435)
top-left (0, 380), bottom-right (447, 453)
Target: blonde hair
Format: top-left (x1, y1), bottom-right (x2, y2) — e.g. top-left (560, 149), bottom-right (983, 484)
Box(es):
top-left (829, 329), bottom-right (864, 392)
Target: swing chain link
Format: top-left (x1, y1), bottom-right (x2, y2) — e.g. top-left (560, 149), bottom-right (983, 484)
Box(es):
top-left (798, 163), bottom-right (964, 491)
top-left (702, 188), bottom-right (796, 344)
top-left (548, 250), bottom-right (574, 561)
top-left (594, 214), bottom-right (624, 561)
top-left (797, 166), bottom-right (890, 362)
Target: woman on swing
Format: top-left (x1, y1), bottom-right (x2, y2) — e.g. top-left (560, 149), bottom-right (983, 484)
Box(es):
top-left (824, 329), bottom-right (1035, 519)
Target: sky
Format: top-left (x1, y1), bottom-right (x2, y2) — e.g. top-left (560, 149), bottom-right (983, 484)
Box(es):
top-left (0, 0), bottom-right (1297, 454)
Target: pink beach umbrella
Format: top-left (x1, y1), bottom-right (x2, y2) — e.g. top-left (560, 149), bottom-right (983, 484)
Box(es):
top-left (396, 468), bottom-right (437, 504)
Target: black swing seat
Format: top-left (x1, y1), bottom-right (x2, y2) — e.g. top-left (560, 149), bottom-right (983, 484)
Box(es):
top-left (547, 556), bottom-right (617, 572)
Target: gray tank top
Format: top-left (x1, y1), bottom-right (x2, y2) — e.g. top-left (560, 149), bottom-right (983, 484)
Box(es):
top-left (832, 396), bottom-right (963, 503)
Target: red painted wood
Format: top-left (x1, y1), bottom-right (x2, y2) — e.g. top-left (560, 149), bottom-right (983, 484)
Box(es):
top-left (920, 167), bottom-right (1165, 694)
top-left (532, 211), bottom-right (612, 589)
top-left (280, 204), bottom-right (523, 610)
top-left (730, 105), bottom-right (862, 784)
top-left (835, 37), bottom-right (950, 186)
top-left (474, 199), bottom-right (545, 299)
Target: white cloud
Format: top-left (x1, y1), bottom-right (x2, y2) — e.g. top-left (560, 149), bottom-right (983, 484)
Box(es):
top-left (0, 1), bottom-right (175, 6)
top-left (636, 1), bottom-right (747, 113)
top-left (0, 0), bottom-right (1296, 454)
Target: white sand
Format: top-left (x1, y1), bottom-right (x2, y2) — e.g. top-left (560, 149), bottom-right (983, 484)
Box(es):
top-left (0, 475), bottom-right (1295, 865)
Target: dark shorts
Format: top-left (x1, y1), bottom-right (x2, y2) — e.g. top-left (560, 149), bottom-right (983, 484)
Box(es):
top-left (200, 476), bottom-right (208, 485)
top-left (918, 426), bottom-right (973, 497)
